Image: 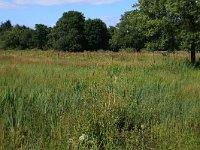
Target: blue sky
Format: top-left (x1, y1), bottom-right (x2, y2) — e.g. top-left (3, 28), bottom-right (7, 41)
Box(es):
top-left (0, 0), bottom-right (137, 28)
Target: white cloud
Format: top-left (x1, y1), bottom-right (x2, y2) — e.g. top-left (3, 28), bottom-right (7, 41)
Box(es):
top-left (0, 0), bottom-right (121, 8)
top-left (0, 0), bottom-right (16, 8)
top-left (14, 0), bottom-right (121, 5)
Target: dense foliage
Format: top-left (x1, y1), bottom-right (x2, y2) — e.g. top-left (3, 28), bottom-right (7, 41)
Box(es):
top-left (133, 0), bottom-right (200, 63)
top-left (84, 19), bottom-right (109, 51)
top-left (34, 24), bottom-right (51, 50)
top-left (48, 11), bottom-right (85, 52)
top-left (0, 1), bottom-right (200, 62)
top-left (0, 11), bottom-right (110, 52)
top-left (2, 25), bottom-right (34, 50)
top-left (110, 10), bottom-right (146, 51)
top-left (110, 0), bottom-right (200, 62)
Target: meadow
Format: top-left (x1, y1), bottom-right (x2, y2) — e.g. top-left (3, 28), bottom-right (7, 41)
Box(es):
top-left (0, 50), bottom-right (200, 150)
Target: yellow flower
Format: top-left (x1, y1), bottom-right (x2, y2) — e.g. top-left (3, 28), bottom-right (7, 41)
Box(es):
top-left (141, 124), bottom-right (145, 129)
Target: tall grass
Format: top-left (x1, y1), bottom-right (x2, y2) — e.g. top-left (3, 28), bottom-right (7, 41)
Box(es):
top-left (0, 51), bottom-right (200, 149)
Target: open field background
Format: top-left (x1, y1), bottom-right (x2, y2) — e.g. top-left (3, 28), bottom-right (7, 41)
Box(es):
top-left (0, 51), bottom-right (200, 149)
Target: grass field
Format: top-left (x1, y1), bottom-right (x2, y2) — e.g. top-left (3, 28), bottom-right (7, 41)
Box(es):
top-left (0, 50), bottom-right (200, 150)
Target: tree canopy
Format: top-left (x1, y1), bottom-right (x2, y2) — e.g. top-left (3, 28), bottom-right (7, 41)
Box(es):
top-left (49, 11), bottom-right (86, 52)
top-left (110, 0), bottom-right (200, 62)
top-left (84, 19), bottom-right (109, 51)
top-left (110, 10), bottom-right (146, 51)
top-left (0, 5), bottom-right (200, 63)
top-left (34, 24), bottom-right (51, 50)
top-left (0, 11), bottom-right (111, 52)
top-left (0, 20), bottom-right (12, 33)
top-left (2, 25), bottom-right (34, 50)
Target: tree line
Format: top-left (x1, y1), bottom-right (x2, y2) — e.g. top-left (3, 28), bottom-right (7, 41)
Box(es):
top-left (0, 11), bottom-right (110, 52)
top-left (0, 0), bottom-right (200, 63)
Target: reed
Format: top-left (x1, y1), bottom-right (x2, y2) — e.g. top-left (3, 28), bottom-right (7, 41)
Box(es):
top-left (0, 51), bottom-right (199, 149)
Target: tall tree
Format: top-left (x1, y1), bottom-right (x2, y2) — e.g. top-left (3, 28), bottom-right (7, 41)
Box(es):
top-left (34, 24), bottom-right (51, 50)
top-left (84, 19), bottom-right (109, 51)
top-left (49, 11), bottom-right (85, 52)
top-left (165, 0), bottom-right (200, 63)
top-left (0, 20), bottom-right (12, 49)
top-left (0, 20), bottom-right (12, 33)
top-left (3, 25), bottom-right (34, 49)
top-left (134, 0), bottom-right (177, 52)
top-left (110, 10), bottom-right (146, 51)
top-left (135, 0), bottom-right (200, 63)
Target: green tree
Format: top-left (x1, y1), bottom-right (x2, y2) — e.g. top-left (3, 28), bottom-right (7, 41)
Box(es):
top-left (108, 26), bottom-right (117, 51)
top-left (0, 20), bottom-right (12, 49)
top-left (0, 20), bottom-right (12, 33)
top-left (133, 0), bottom-right (177, 52)
top-left (3, 25), bottom-right (34, 49)
top-left (135, 0), bottom-right (200, 63)
top-left (108, 26), bottom-right (116, 38)
top-left (19, 27), bottom-right (34, 49)
top-left (110, 10), bottom-right (146, 52)
top-left (33, 24), bottom-right (51, 50)
top-left (84, 19), bottom-right (109, 51)
top-left (49, 11), bottom-right (85, 52)
top-left (165, 0), bottom-right (200, 63)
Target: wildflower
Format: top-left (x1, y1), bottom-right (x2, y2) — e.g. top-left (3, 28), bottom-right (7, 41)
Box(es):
top-left (141, 124), bottom-right (145, 130)
top-left (79, 134), bottom-right (88, 142)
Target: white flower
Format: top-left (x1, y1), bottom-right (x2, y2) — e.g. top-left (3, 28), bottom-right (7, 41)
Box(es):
top-left (79, 134), bottom-right (88, 142)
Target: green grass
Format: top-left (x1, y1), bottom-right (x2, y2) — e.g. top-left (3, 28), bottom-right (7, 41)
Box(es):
top-left (0, 51), bottom-right (200, 149)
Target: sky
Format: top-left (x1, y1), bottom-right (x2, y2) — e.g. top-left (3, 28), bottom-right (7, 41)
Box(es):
top-left (0, 0), bottom-right (137, 28)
